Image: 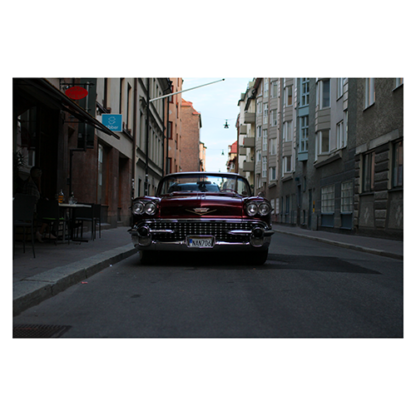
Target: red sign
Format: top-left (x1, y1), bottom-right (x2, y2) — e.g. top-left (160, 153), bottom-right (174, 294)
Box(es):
top-left (65, 86), bottom-right (89, 100)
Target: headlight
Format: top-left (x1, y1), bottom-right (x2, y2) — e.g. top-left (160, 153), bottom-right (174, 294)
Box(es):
top-left (144, 202), bottom-right (157, 215)
top-left (132, 200), bottom-right (158, 215)
top-left (246, 202), bottom-right (258, 216)
top-left (132, 202), bottom-right (144, 215)
top-left (258, 203), bottom-right (271, 216)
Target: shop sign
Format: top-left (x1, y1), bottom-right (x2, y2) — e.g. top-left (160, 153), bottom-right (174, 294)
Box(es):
top-left (65, 86), bottom-right (89, 100)
top-left (102, 114), bottom-right (123, 132)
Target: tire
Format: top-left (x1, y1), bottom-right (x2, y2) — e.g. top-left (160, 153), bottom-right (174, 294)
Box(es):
top-left (140, 250), bottom-right (157, 264)
top-left (250, 250), bottom-right (269, 266)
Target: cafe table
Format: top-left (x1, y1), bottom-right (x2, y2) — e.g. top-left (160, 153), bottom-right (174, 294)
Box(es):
top-left (59, 203), bottom-right (92, 243)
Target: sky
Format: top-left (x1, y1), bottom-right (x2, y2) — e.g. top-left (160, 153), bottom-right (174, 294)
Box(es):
top-left (181, 78), bottom-right (253, 173)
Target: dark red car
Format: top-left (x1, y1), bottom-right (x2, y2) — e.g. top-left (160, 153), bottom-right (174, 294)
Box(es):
top-left (128, 172), bottom-right (274, 264)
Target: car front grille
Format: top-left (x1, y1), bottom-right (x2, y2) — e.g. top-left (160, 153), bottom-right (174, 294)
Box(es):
top-left (145, 220), bottom-right (262, 243)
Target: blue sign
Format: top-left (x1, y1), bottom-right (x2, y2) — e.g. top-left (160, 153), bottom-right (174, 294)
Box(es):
top-left (102, 114), bottom-right (123, 132)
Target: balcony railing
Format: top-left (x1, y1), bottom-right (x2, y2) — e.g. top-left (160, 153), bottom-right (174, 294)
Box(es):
top-left (243, 111), bottom-right (255, 124)
top-left (243, 161), bottom-right (254, 172)
top-left (243, 136), bottom-right (255, 147)
top-left (239, 125), bottom-right (247, 135)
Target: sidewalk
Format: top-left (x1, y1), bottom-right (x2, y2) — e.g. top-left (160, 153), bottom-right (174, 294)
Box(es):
top-left (13, 226), bottom-right (136, 316)
top-left (272, 223), bottom-right (403, 260)
top-left (12, 224), bottom-right (403, 316)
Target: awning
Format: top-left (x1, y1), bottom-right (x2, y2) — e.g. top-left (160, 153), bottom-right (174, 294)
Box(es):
top-left (13, 78), bottom-right (120, 139)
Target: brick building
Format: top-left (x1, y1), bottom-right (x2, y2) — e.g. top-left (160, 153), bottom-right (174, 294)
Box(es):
top-left (180, 99), bottom-right (202, 172)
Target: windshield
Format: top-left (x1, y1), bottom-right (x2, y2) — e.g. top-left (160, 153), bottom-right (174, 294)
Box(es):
top-left (158, 174), bottom-right (252, 197)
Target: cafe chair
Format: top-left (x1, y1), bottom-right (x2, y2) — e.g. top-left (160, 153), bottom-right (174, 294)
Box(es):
top-left (13, 193), bottom-right (37, 258)
top-left (93, 204), bottom-right (102, 239)
top-left (36, 199), bottom-right (68, 244)
top-left (73, 203), bottom-right (102, 241)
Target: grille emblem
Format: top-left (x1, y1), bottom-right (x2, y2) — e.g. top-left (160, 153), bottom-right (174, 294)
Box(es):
top-left (186, 208), bottom-right (217, 216)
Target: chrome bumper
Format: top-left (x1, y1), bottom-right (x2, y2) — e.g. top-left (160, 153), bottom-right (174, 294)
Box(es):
top-left (128, 219), bottom-right (274, 251)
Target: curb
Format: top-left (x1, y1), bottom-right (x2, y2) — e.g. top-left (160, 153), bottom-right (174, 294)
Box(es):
top-left (273, 229), bottom-right (403, 261)
top-left (13, 244), bottom-right (137, 316)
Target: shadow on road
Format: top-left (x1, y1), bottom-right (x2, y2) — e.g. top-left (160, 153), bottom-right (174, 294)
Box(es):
top-left (135, 251), bottom-right (380, 274)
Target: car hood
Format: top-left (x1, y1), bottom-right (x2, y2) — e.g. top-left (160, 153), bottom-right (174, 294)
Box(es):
top-left (159, 192), bottom-right (244, 218)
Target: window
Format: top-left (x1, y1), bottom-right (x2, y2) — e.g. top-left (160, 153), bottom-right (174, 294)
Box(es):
top-left (264, 79), bottom-right (269, 99)
top-left (271, 109), bottom-right (277, 126)
top-left (271, 81), bottom-right (278, 98)
top-left (269, 166), bottom-right (276, 181)
top-left (365, 78), bottom-right (375, 108)
top-left (321, 79), bottom-right (330, 108)
top-left (337, 78), bottom-right (346, 98)
top-left (263, 103), bottom-right (268, 125)
top-left (316, 79), bottom-right (330, 109)
top-left (257, 100), bottom-right (262, 115)
top-left (168, 122), bottom-right (172, 139)
top-left (336, 120), bottom-right (345, 149)
top-left (316, 130), bottom-right (330, 157)
top-left (262, 157), bottom-right (267, 178)
top-left (362, 152), bottom-right (375, 192)
top-left (284, 85), bottom-right (293, 106)
top-left (300, 116), bottom-right (309, 152)
top-left (257, 125), bottom-right (262, 139)
top-left (256, 151), bottom-right (261, 162)
top-left (262, 129), bottom-right (268, 151)
top-left (341, 181), bottom-right (353, 213)
top-left (395, 78), bottom-right (403, 88)
top-left (282, 156), bottom-right (292, 174)
top-left (283, 121), bottom-right (292, 142)
top-left (392, 140), bottom-right (403, 188)
top-left (321, 185), bottom-right (335, 214)
top-left (301, 78), bottom-right (309, 106)
top-left (270, 138), bottom-right (277, 155)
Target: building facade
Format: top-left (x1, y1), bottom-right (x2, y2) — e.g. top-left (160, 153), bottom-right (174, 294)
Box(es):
top-left (13, 77), bottom-right (195, 229)
top-left (166, 78), bottom-right (183, 174)
top-left (180, 99), bottom-right (202, 172)
top-left (235, 77), bottom-right (403, 239)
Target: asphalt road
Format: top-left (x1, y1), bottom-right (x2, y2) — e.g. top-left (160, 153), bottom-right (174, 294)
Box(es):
top-left (13, 233), bottom-right (403, 338)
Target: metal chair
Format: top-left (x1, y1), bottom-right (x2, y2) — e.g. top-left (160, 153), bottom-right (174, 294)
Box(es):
top-left (36, 199), bottom-right (67, 243)
top-left (72, 204), bottom-right (94, 240)
top-left (13, 193), bottom-right (37, 258)
top-left (93, 204), bottom-right (102, 239)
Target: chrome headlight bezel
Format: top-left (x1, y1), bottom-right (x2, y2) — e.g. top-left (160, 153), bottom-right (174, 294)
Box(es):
top-left (245, 201), bottom-right (272, 217)
top-left (132, 201), bottom-right (145, 215)
top-left (246, 202), bottom-right (259, 217)
top-left (144, 201), bottom-right (157, 215)
top-left (258, 203), bottom-right (271, 216)
top-left (132, 200), bottom-right (158, 216)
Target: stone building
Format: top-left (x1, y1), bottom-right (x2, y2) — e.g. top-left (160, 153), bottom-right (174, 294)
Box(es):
top-left (180, 99), bottom-right (202, 172)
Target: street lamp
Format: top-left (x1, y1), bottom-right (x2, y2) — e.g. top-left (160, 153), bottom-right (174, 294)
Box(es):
top-left (144, 78), bottom-right (225, 195)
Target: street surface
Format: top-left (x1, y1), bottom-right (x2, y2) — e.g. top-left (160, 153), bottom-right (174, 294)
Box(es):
top-left (13, 233), bottom-right (403, 338)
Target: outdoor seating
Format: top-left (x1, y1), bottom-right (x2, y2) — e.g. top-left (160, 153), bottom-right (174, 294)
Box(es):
top-left (36, 199), bottom-right (68, 243)
top-left (73, 203), bottom-right (101, 240)
top-left (13, 193), bottom-right (37, 258)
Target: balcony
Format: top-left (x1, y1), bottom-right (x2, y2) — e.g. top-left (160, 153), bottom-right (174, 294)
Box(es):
top-left (243, 136), bottom-right (255, 147)
top-left (239, 125), bottom-right (247, 135)
top-left (243, 161), bottom-right (254, 172)
top-left (239, 146), bottom-right (247, 156)
top-left (243, 111), bottom-right (255, 124)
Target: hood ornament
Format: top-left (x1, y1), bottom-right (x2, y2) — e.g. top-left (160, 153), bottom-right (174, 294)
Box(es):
top-left (186, 207), bottom-right (217, 216)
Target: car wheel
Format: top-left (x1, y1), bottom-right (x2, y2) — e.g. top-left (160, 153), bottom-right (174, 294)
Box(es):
top-left (140, 250), bottom-right (156, 264)
top-left (250, 250), bottom-right (268, 265)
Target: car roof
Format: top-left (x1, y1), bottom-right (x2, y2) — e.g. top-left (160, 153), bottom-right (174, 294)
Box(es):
top-left (162, 172), bottom-right (246, 179)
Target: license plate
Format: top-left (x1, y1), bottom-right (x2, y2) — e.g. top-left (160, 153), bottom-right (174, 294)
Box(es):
top-left (187, 236), bottom-right (214, 248)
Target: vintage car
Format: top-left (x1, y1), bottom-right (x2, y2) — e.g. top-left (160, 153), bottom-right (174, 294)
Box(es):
top-left (128, 172), bottom-right (274, 264)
